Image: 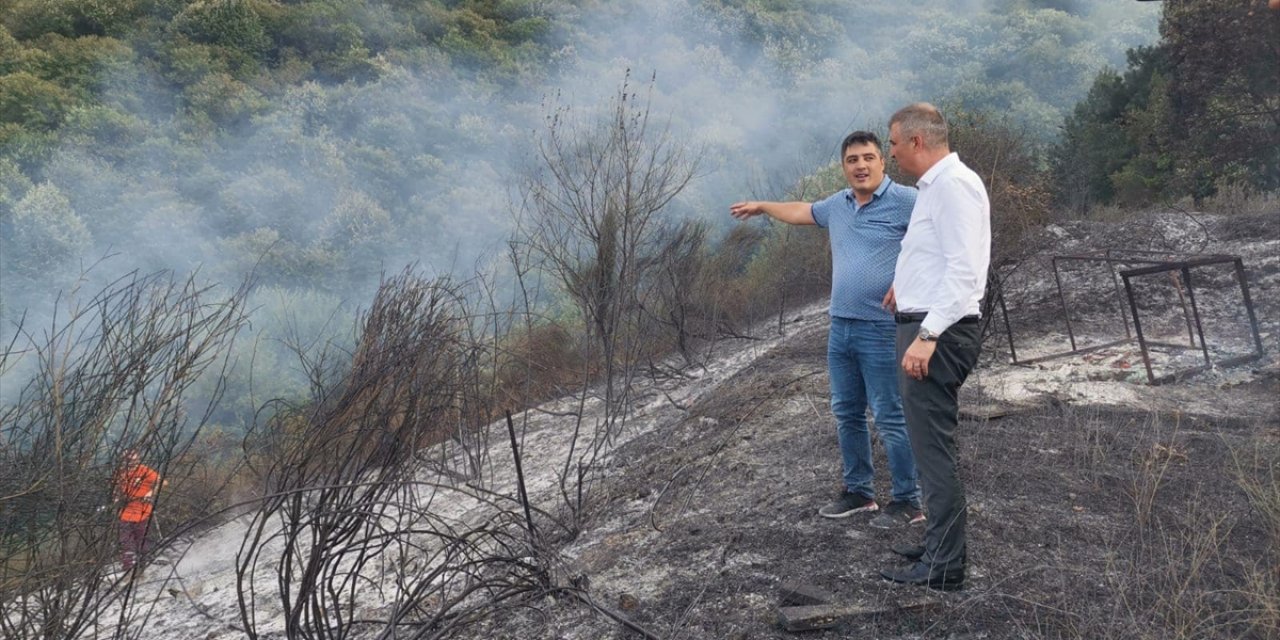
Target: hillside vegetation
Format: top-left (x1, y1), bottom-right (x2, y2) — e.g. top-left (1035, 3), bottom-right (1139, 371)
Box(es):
top-left (1, 0), bottom-right (1168, 299)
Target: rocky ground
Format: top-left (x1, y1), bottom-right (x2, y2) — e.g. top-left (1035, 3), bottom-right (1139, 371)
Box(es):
top-left (79, 210), bottom-right (1279, 639)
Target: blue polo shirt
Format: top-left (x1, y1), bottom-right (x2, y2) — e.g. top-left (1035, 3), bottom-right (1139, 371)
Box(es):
top-left (810, 177), bottom-right (916, 321)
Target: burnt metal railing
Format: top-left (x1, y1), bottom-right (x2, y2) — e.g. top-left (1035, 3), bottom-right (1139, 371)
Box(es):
top-left (994, 250), bottom-right (1264, 385)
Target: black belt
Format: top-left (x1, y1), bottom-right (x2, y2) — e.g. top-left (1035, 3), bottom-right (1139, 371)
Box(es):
top-left (894, 312), bottom-right (980, 325)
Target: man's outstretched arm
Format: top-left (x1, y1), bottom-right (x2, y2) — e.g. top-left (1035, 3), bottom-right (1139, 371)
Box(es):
top-left (729, 201), bottom-right (815, 225)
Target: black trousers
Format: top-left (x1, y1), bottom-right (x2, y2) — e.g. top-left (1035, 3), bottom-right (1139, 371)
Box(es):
top-left (895, 319), bottom-right (980, 572)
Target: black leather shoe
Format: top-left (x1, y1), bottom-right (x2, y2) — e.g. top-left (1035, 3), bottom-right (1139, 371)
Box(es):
top-left (891, 543), bottom-right (925, 560)
top-left (879, 562), bottom-right (965, 591)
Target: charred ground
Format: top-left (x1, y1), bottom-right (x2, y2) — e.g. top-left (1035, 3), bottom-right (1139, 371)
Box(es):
top-left (38, 211), bottom-right (1274, 640)
top-left (471, 210), bottom-right (1280, 639)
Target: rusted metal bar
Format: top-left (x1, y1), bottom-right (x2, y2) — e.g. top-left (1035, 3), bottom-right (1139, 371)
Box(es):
top-left (1180, 267), bottom-right (1213, 368)
top-left (1012, 338), bottom-right (1133, 367)
top-left (1106, 250), bottom-right (1133, 339)
top-left (1234, 258), bottom-right (1266, 358)
top-left (1122, 273), bottom-right (1157, 385)
top-left (1119, 255), bottom-right (1244, 277)
top-left (1051, 257), bottom-right (1077, 352)
top-left (1146, 356), bottom-right (1259, 386)
top-left (1053, 253), bottom-right (1165, 265)
top-left (1170, 271), bottom-right (1198, 347)
top-left (1055, 249), bottom-right (1240, 265)
top-left (1143, 340), bottom-right (1205, 351)
top-left (993, 275), bottom-right (1019, 363)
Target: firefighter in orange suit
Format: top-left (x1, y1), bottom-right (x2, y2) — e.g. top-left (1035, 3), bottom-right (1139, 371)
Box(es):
top-left (115, 449), bottom-right (161, 572)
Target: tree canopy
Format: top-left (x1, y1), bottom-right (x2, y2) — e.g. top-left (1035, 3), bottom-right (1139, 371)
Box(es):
top-left (1053, 0), bottom-right (1279, 212)
top-left (0, 0), bottom-right (1163, 314)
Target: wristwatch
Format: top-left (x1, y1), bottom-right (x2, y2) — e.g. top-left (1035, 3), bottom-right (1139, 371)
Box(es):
top-left (917, 327), bottom-right (940, 342)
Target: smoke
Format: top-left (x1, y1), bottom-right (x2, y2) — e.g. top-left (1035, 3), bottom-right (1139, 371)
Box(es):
top-left (0, 0), bottom-right (1160, 409)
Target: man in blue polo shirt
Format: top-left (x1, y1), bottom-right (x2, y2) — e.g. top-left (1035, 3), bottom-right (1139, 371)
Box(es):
top-left (730, 131), bottom-right (923, 528)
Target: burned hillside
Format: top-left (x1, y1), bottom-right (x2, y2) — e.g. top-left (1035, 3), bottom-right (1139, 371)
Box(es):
top-left (52, 209), bottom-right (1277, 640)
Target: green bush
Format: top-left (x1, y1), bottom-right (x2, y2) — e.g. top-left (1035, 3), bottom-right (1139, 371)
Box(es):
top-left (222, 227), bottom-right (341, 290)
top-left (0, 26), bottom-right (23, 75)
top-left (160, 38), bottom-right (230, 84)
top-left (61, 104), bottom-right (148, 151)
top-left (4, 182), bottom-right (91, 278)
top-left (2, 0), bottom-right (78, 40)
top-left (0, 72), bottom-right (75, 130)
top-left (171, 0), bottom-right (272, 62)
top-left (741, 221), bottom-right (830, 322)
top-left (494, 320), bottom-right (585, 410)
top-left (181, 72), bottom-right (267, 126)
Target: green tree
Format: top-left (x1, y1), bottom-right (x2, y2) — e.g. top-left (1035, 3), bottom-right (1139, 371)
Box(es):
top-left (0, 26), bottom-right (23, 75)
top-left (181, 71), bottom-right (267, 127)
top-left (321, 188), bottom-right (394, 286)
top-left (265, 0), bottom-right (372, 80)
top-left (171, 0), bottom-right (272, 62)
top-left (2, 0), bottom-right (79, 40)
top-left (1051, 46), bottom-right (1168, 214)
top-left (1160, 0), bottom-right (1280, 200)
top-left (61, 104), bottom-right (149, 154)
top-left (4, 182), bottom-right (92, 278)
top-left (0, 157), bottom-right (33, 210)
top-left (222, 227), bottom-right (340, 289)
top-left (1109, 71), bottom-right (1175, 206)
top-left (2, 0), bottom-right (148, 39)
top-left (0, 72), bottom-right (74, 130)
top-left (322, 188), bottom-right (393, 249)
top-left (1055, 1), bottom-right (1279, 211)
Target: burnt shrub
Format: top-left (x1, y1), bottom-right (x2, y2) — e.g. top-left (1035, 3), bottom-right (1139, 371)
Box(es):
top-left (494, 320), bottom-right (587, 411)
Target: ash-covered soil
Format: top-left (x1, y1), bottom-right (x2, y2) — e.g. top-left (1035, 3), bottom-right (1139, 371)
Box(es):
top-left (467, 210), bottom-right (1279, 639)
top-left (469, 329), bottom-right (1277, 639)
top-left (104, 211), bottom-right (1277, 640)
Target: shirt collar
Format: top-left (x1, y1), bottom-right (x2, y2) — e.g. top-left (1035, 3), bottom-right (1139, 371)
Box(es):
top-left (917, 152), bottom-right (959, 187)
top-left (844, 176), bottom-right (894, 202)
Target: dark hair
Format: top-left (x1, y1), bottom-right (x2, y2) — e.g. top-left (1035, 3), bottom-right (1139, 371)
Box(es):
top-left (841, 131), bottom-right (882, 158)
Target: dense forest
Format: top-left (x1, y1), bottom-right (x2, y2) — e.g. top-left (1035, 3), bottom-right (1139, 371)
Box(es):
top-left (0, 0), bottom-right (1163, 295)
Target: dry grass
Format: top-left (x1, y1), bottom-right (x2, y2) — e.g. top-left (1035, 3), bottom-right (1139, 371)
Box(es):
top-left (941, 403), bottom-right (1278, 640)
top-left (1066, 410), bottom-right (1278, 640)
top-left (1200, 182), bottom-right (1280, 217)
top-left (1231, 439), bottom-right (1280, 638)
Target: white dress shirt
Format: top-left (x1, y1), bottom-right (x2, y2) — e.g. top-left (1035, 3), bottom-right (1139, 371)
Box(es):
top-left (892, 152), bottom-right (991, 335)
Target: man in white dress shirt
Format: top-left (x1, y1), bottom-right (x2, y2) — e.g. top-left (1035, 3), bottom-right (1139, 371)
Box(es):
top-left (879, 103), bottom-right (990, 591)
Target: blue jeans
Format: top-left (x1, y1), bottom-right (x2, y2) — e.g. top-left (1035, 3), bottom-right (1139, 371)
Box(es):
top-left (828, 316), bottom-right (920, 505)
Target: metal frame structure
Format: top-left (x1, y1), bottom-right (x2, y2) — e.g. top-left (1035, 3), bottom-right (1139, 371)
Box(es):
top-left (995, 249), bottom-right (1264, 385)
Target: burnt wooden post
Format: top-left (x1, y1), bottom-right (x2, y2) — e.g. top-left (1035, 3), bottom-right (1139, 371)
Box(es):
top-left (776, 583), bottom-right (941, 632)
